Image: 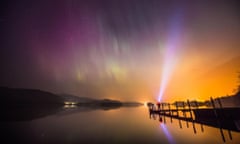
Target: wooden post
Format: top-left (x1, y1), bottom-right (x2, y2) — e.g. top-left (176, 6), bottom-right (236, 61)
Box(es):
top-left (162, 103), bottom-right (165, 114)
top-left (195, 101), bottom-right (204, 132)
top-left (175, 102), bottom-right (182, 128)
top-left (187, 99), bottom-right (196, 134)
top-left (182, 102), bottom-right (189, 128)
top-left (168, 103), bottom-right (172, 123)
top-left (217, 98), bottom-right (231, 140)
top-left (210, 97), bottom-right (225, 142)
top-left (217, 98), bottom-right (223, 108)
top-left (187, 100), bottom-right (193, 120)
top-left (176, 103), bottom-right (179, 117)
top-left (162, 103), bottom-right (166, 123)
top-left (210, 97), bottom-right (218, 118)
top-left (217, 98), bottom-right (224, 119)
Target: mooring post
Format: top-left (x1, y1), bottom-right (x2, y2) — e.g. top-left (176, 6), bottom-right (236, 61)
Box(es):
top-left (195, 101), bottom-right (204, 132)
top-left (175, 102), bottom-right (182, 128)
top-left (210, 97), bottom-right (225, 142)
top-left (162, 103), bottom-right (165, 114)
top-left (168, 103), bottom-right (170, 115)
top-left (210, 97), bottom-right (217, 118)
top-left (183, 101), bottom-right (189, 128)
top-left (176, 102), bottom-right (179, 117)
top-left (187, 99), bottom-right (196, 134)
top-left (183, 102), bottom-right (186, 117)
top-left (217, 98), bottom-right (225, 119)
top-left (217, 97), bottom-right (232, 140)
top-left (168, 103), bottom-right (172, 123)
top-left (217, 98), bottom-right (223, 108)
top-left (162, 103), bottom-right (166, 123)
top-left (187, 100), bottom-right (193, 120)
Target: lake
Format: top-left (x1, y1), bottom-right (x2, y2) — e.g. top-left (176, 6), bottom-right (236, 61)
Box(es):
top-left (1, 106), bottom-right (240, 144)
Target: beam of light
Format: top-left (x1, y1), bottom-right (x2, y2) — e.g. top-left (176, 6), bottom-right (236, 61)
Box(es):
top-left (160, 124), bottom-right (175, 144)
top-left (157, 51), bottom-right (177, 102)
top-left (157, 11), bottom-right (183, 102)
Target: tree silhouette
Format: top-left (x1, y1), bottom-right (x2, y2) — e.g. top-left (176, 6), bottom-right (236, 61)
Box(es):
top-left (237, 72), bottom-right (240, 93)
top-left (232, 72), bottom-right (240, 94)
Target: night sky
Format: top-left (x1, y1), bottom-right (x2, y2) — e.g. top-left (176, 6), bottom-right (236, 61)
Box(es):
top-left (1, 0), bottom-right (240, 102)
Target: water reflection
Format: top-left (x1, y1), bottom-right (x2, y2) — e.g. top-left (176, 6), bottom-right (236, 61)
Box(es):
top-left (160, 124), bottom-right (175, 144)
top-left (1, 103), bottom-right (141, 122)
top-left (1, 106), bottom-right (240, 144)
top-left (1, 105), bottom-right (63, 122)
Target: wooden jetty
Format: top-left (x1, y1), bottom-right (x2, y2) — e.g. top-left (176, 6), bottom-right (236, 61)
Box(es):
top-left (148, 98), bottom-right (240, 142)
top-left (148, 97), bottom-right (240, 120)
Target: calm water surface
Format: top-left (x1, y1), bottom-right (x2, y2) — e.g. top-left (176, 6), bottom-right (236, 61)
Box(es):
top-left (2, 106), bottom-right (240, 144)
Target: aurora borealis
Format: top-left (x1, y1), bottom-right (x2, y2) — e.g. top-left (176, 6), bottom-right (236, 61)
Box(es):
top-left (1, 0), bottom-right (240, 102)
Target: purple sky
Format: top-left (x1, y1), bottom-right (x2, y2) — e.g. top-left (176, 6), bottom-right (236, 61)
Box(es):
top-left (1, 0), bottom-right (240, 101)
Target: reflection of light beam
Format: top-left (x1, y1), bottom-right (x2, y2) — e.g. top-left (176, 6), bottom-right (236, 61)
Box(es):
top-left (160, 124), bottom-right (175, 144)
top-left (157, 12), bottom-right (183, 102)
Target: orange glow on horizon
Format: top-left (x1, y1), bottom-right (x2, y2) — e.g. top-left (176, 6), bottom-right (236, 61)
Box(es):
top-left (158, 53), bottom-right (240, 102)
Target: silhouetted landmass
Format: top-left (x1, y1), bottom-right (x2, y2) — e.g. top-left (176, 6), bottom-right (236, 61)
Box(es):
top-left (60, 94), bottom-right (94, 103)
top-left (0, 87), bottom-right (64, 106)
top-left (60, 94), bottom-right (123, 109)
top-left (61, 94), bottom-right (142, 107)
top-left (76, 98), bottom-right (123, 110)
top-left (0, 87), bottom-right (64, 121)
top-left (0, 87), bottom-right (142, 121)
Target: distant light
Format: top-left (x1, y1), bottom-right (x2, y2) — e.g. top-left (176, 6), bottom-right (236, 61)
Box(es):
top-left (144, 102), bottom-right (148, 107)
top-left (64, 102), bottom-right (71, 105)
top-left (64, 104), bottom-right (76, 108)
top-left (64, 101), bottom-right (77, 105)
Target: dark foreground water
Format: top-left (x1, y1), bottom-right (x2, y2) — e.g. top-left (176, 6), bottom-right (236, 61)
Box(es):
top-left (1, 106), bottom-right (240, 144)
